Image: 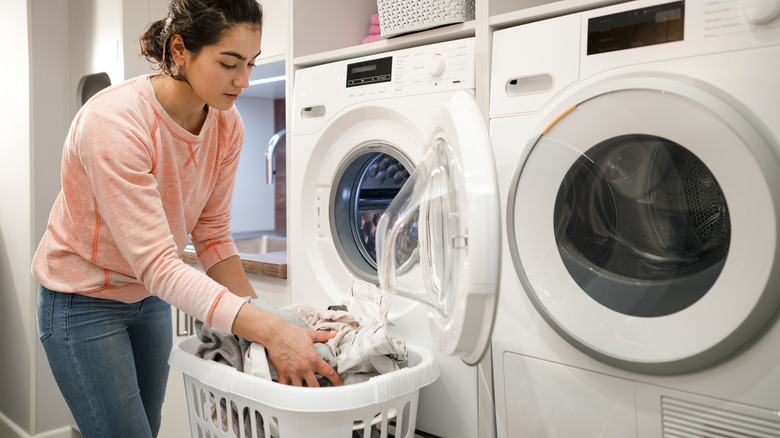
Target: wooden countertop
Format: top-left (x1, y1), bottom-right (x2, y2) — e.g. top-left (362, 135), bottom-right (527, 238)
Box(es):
top-left (182, 249), bottom-right (287, 279)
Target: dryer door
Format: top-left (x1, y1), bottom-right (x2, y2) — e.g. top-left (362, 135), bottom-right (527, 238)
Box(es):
top-left (376, 90), bottom-right (500, 365)
top-left (509, 85), bottom-right (780, 373)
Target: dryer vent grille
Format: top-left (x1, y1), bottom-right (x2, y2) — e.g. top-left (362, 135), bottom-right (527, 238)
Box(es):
top-left (662, 396), bottom-right (780, 438)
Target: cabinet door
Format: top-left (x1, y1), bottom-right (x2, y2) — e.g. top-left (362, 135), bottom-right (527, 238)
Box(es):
top-left (257, 0), bottom-right (289, 62)
top-left (159, 306), bottom-right (193, 437)
top-left (122, 0), bottom-right (169, 79)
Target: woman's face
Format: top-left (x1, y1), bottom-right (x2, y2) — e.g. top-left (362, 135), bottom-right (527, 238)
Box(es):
top-left (181, 24), bottom-right (263, 111)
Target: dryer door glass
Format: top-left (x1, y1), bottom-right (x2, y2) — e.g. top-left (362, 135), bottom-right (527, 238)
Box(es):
top-left (509, 87), bottom-right (780, 372)
top-left (554, 134), bottom-right (730, 317)
top-left (377, 91), bottom-right (500, 365)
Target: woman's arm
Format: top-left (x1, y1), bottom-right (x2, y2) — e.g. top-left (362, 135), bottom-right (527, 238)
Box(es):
top-left (205, 255), bottom-right (256, 298)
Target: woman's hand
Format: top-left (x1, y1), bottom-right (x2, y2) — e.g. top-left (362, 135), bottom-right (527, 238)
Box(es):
top-left (231, 303), bottom-right (343, 387)
top-left (265, 323), bottom-right (343, 387)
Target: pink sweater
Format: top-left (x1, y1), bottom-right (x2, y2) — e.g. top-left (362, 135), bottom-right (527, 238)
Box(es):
top-left (32, 75), bottom-right (247, 333)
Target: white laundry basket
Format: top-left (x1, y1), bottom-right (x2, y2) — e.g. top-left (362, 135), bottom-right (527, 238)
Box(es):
top-left (168, 336), bottom-right (439, 438)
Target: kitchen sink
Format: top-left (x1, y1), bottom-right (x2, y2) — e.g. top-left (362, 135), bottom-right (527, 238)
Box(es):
top-left (234, 235), bottom-right (287, 254)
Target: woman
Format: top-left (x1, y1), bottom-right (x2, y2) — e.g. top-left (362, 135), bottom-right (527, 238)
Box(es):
top-left (32, 1), bottom-right (341, 436)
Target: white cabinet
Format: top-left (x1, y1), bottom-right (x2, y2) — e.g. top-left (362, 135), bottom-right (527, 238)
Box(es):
top-left (121, 0), bottom-right (169, 80)
top-left (158, 307), bottom-right (194, 438)
top-left (292, 0), bottom-right (381, 59)
top-left (257, 0), bottom-right (289, 64)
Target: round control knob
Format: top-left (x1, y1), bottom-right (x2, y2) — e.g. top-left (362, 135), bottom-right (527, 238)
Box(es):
top-left (743, 0), bottom-right (780, 24)
top-left (426, 53), bottom-right (446, 76)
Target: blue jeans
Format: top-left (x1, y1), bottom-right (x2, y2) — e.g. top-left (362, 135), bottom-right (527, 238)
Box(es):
top-left (37, 285), bottom-right (172, 438)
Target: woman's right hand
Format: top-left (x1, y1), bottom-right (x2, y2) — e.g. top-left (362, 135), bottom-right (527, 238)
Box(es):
top-left (231, 302), bottom-right (343, 387)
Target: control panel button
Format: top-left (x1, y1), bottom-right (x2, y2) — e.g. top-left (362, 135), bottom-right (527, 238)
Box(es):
top-left (426, 53), bottom-right (447, 76)
top-left (743, 0), bottom-right (780, 24)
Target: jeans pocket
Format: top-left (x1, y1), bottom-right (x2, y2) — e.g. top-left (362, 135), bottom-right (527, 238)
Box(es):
top-left (37, 286), bottom-right (55, 342)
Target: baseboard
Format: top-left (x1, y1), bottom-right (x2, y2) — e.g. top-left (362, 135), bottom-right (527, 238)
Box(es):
top-left (0, 411), bottom-right (79, 438)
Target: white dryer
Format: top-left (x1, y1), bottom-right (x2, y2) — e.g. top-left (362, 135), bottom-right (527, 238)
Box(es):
top-left (290, 38), bottom-right (500, 438)
top-left (490, 1), bottom-right (780, 437)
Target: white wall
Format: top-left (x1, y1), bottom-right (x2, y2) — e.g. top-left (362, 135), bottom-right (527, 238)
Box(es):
top-left (0, 0), bottom-right (34, 436)
top-left (1, 0), bottom-right (131, 436)
top-left (30, 0), bottom-right (82, 435)
top-left (68, 0), bottom-right (123, 102)
top-left (232, 97), bottom-right (277, 234)
top-left (122, 0), bottom-right (168, 79)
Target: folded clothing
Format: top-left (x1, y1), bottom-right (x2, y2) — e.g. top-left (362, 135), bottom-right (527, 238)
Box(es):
top-left (361, 34), bottom-right (385, 44)
top-left (361, 14), bottom-right (385, 44)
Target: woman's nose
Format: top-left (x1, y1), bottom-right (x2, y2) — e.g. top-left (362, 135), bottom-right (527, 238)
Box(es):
top-left (235, 67), bottom-right (251, 89)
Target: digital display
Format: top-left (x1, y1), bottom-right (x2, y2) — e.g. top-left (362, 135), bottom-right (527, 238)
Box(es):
top-left (352, 65), bottom-right (377, 74)
top-left (346, 57), bottom-right (392, 87)
top-left (587, 1), bottom-right (684, 55)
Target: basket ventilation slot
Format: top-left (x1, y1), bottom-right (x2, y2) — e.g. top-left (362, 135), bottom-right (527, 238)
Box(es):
top-left (662, 396), bottom-right (780, 438)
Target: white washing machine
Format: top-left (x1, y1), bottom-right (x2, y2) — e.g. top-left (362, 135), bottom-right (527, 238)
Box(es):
top-left (290, 38), bottom-right (501, 438)
top-left (490, 1), bottom-right (780, 437)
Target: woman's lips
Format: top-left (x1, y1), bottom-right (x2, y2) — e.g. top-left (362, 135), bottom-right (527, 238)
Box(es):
top-left (225, 93), bottom-right (240, 101)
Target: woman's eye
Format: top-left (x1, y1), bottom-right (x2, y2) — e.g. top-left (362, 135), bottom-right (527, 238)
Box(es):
top-left (221, 63), bottom-right (237, 70)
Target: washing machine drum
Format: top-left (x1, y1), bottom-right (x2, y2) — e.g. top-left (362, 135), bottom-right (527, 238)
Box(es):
top-left (332, 150), bottom-right (412, 276)
top-left (555, 133), bottom-right (730, 317)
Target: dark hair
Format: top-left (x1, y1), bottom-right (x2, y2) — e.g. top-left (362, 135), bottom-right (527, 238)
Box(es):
top-left (140, 0), bottom-right (263, 81)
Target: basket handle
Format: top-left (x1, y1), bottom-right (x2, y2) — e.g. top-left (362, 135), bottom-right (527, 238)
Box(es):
top-left (201, 359), bottom-right (236, 391)
top-left (370, 350), bottom-right (439, 403)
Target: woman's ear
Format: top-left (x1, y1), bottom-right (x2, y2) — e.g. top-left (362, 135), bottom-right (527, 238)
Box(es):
top-left (169, 34), bottom-right (188, 66)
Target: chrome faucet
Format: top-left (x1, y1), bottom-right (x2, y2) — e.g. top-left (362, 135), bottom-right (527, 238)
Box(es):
top-left (265, 129), bottom-right (285, 185)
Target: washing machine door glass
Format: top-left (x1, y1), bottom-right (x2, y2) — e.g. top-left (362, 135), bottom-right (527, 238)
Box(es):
top-left (332, 150), bottom-right (412, 277)
top-left (376, 91), bottom-right (500, 365)
top-left (510, 87), bottom-right (780, 373)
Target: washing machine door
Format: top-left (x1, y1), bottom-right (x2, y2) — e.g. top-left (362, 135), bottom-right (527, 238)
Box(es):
top-left (376, 90), bottom-right (500, 365)
top-left (510, 85), bottom-right (780, 373)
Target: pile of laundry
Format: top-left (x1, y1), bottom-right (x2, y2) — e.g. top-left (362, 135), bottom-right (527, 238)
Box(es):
top-left (361, 14), bottom-right (385, 44)
top-left (194, 280), bottom-right (406, 437)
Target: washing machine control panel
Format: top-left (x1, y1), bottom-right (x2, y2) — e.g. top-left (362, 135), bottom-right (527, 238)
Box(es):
top-left (346, 56), bottom-right (393, 87)
top-left (342, 38), bottom-right (476, 100)
top-left (294, 38), bottom-right (476, 133)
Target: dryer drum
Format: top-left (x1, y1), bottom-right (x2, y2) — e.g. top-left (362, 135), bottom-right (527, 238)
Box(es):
top-left (554, 134), bottom-right (731, 317)
top-left (677, 156), bottom-right (731, 247)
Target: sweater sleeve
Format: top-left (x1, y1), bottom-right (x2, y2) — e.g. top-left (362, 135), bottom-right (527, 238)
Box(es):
top-left (74, 105), bottom-right (245, 333)
top-left (191, 110), bottom-right (244, 272)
